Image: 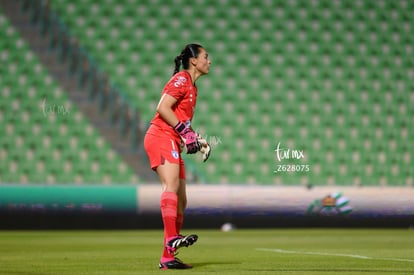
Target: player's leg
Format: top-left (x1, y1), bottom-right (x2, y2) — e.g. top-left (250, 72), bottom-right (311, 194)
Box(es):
top-left (162, 160), bottom-right (198, 251)
top-left (144, 134), bottom-right (193, 269)
top-left (176, 178), bottom-right (198, 246)
top-left (157, 161), bottom-right (180, 264)
top-left (158, 161), bottom-right (180, 237)
top-left (176, 160), bottom-right (187, 233)
top-left (157, 162), bottom-right (196, 269)
top-left (176, 182), bottom-right (185, 233)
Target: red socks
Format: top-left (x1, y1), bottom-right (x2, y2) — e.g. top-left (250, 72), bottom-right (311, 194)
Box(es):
top-left (160, 192), bottom-right (178, 238)
top-left (160, 192), bottom-right (178, 261)
top-left (160, 192), bottom-right (186, 262)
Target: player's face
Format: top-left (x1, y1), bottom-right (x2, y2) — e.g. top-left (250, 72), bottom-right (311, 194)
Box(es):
top-left (194, 48), bottom-right (211, 75)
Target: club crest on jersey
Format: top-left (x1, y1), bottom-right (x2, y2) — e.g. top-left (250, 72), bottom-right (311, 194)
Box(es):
top-left (171, 150), bottom-right (179, 159)
top-left (174, 76), bottom-right (186, 87)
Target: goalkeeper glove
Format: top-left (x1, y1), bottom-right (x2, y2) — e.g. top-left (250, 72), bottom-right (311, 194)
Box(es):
top-left (174, 121), bottom-right (200, 154)
top-left (197, 133), bottom-right (211, 162)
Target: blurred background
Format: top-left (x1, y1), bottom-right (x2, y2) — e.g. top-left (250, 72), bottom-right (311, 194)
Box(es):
top-left (0, 0), bottom-right (413, 229)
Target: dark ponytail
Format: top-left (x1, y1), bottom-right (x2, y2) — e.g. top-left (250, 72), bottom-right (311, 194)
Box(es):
top-left (173, 43), bottom-right (203, 75)
top-left (173, 55), bottom-right (183, 75)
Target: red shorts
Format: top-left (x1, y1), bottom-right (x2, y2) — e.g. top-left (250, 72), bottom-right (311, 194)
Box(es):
top-left (144, 133), bottom-right (186, 179)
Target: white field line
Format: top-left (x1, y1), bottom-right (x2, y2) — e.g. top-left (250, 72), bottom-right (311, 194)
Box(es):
top-left (256, 248), bottom-right (414, 263)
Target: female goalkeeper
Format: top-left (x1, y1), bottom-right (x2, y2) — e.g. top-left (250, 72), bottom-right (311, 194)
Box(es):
top-left (143, 43), bottom-right (211, 270)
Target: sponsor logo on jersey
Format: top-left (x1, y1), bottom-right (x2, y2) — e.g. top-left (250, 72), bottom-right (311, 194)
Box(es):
top-left (174, 76), bottom-right (187, 87)
top-left (171, 150), bottom-right (179, 159)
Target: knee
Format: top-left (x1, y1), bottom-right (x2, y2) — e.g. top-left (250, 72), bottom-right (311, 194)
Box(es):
top-left (161, 179), bottom-right (180, 193)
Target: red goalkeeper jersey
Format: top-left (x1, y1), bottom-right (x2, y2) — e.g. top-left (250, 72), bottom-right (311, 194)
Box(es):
top-left (147, 71), bottom-right (198, 143)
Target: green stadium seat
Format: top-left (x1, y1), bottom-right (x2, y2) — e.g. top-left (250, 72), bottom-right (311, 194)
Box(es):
top-left (0, 11), bottom-right (141, 184)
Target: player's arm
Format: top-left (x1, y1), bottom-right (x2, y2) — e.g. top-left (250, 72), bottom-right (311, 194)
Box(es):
top-left (156, 93), bottom-right (200, 154)
top-left (156, 93), bottom-right (180, 127)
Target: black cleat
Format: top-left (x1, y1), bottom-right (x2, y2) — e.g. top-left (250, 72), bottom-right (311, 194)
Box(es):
top-left (159, 258), bottom-right (192, 269)
top-left (166, 234), bottom-right (198, 254)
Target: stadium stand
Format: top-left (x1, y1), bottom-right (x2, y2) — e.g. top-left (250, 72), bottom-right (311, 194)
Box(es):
top-left (0, 8), bottom-right (140, 184)
top-left (2, 0), bottom-right (413, 186)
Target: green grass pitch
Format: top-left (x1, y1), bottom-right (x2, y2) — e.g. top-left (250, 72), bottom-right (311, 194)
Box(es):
top-left (0, 229), bottom-right (413, 274)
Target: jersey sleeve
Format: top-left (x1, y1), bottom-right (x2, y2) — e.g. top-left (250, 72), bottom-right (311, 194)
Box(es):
top-left (164, 74), bottom-right (189, 100)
